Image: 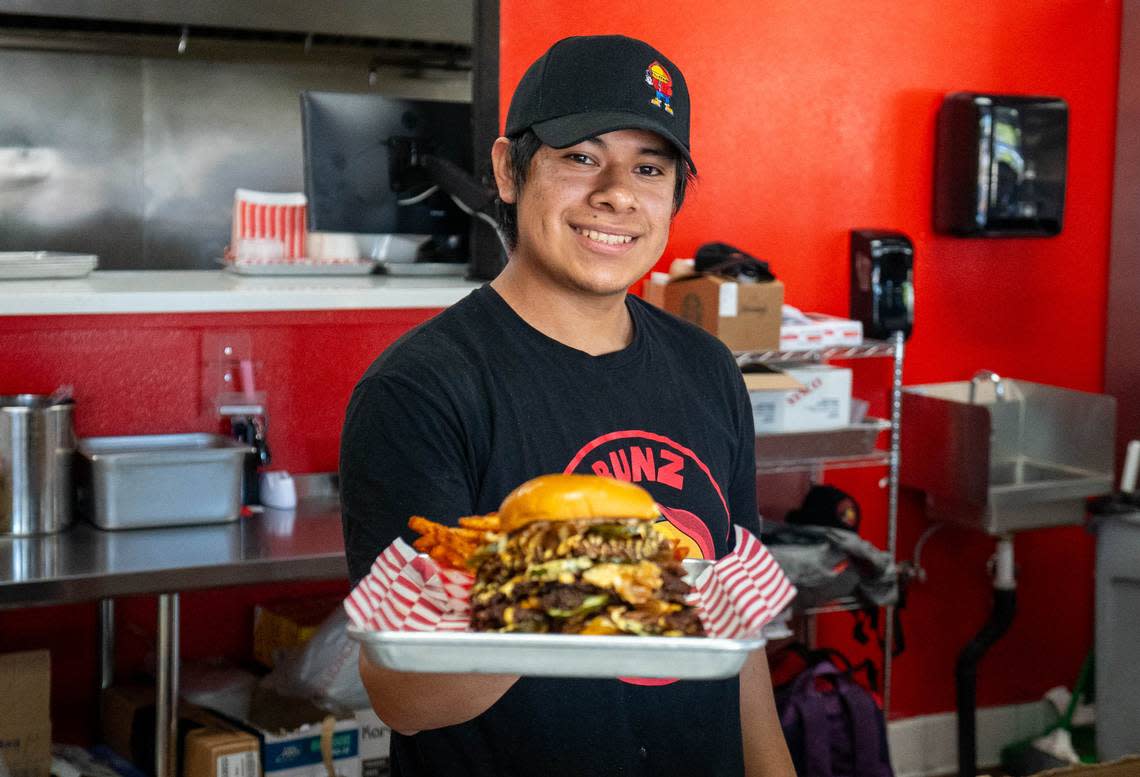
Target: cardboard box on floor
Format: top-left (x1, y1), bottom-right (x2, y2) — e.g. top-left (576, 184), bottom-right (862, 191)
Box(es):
top-left (354, 708), bottom-right (391, 777)
top-left (222, 686), bottom-right (360, 777)
top-left (100, 684), bottom-right (259, 777)
top-left (0, 650), bottom-right (51, 777)
top-left (652, 273), bottom-right (784, 352)
top-left (184, 727), bottom-right (261, 777)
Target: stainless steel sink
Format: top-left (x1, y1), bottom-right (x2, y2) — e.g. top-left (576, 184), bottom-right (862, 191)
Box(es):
top-left (901, 375), bottom-right (1115, 534)
top-left (990, 458), bottom-right (1085, 486)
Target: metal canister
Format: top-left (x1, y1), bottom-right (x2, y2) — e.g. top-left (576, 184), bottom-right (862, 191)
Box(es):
top-left (0, 394), bottom-right (75, 535)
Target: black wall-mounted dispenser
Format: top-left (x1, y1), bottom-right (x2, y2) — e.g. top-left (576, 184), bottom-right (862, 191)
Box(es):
top-left (850, 230), bottom-right (914, 341)
top-left (934, 92), bottom-right (1068, 237)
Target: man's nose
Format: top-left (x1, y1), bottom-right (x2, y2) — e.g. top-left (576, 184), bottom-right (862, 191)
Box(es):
top-left (589, 170), bottom-right (637, 212)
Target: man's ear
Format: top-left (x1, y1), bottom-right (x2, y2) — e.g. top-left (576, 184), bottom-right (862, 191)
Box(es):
top-left (490, 137), bottom-right (517, 205)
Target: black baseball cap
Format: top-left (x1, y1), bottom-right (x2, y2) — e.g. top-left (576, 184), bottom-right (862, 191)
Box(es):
top-left (505, 35), bottom-right (695, 173)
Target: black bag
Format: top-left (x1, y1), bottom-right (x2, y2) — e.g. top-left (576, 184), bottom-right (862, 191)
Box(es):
top-left (694, 242), bottom-right (776, 282)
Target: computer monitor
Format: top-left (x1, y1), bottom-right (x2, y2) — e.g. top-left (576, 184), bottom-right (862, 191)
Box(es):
top-left (300, 90), bottom-right (474, 261)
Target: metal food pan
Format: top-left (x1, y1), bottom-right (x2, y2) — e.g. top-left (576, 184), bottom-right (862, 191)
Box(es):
top-left (347, 558), bottom-right (769, 679)
top-left (755, 419), bottom-right (889, 462)
top-left (77, 433), bottom-right (253, 530)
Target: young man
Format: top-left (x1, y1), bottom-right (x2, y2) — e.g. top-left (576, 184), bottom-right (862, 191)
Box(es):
top-left (340, 34), bottom-right (794, 777)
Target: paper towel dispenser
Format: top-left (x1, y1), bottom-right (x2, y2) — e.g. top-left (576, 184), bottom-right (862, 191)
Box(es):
top-left (934, 92), bottom-right (1068, 237)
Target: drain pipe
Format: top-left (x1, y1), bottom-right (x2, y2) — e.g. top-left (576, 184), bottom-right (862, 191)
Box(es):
top-left (956, 534), bottom-right (1017, 777)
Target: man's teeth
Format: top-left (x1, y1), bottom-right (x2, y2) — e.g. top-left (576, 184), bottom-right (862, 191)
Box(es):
top-left (576, 228), bottom-right (633, 245)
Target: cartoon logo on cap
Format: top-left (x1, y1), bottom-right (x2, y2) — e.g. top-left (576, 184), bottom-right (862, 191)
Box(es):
top-left (645, 61), bottom-right (674, 116)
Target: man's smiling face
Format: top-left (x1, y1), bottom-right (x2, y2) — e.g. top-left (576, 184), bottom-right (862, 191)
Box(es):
top-left (495, 128), bottom-right (678, 299)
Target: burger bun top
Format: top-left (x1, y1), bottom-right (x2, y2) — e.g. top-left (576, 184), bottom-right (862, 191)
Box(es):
top-left (498, 474), bottom-right (660, 534)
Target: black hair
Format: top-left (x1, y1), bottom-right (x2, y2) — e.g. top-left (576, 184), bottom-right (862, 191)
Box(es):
top-left (495, 129), bottom-right (696, 251)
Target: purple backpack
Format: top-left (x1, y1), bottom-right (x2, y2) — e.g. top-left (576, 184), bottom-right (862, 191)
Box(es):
top-left (776, 660), bottom-right (895, 777)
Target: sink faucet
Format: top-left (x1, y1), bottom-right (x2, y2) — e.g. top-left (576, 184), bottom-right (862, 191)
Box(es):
top-left (969, 369), bottom-right (1006, 404)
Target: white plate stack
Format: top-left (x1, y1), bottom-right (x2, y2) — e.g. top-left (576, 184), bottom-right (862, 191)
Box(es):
top-left (0, 252), bottom-right (99, 280)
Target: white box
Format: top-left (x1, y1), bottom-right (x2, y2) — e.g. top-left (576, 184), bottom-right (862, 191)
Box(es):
top-left (748, 365), bottom-right (852, 432)
top-left (778, 321), bottom-right (828, 351)
top-left (804, 313), bottom-right (864, 346)
top-left (257, 717), bottom-right (360, 777)
top-left (355, 708), bottom-right (391, 777)
top-left (229, 687), bottom-right (361, 777)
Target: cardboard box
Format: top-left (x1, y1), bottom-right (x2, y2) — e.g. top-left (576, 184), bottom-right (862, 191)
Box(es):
top-left (641, 271), bottom-right (669, 309)
top-left (230, 687), bottom-right (360, 777)
top-left (804, 313), bottom-right (863, 346)
top-left (253, 594), bottom-right (343, 668)
top-left (747, 365), bottom-right (853, 432)
top-left (100, 684), bottom-right (258, 777)
top-left (780, 308), bottom-right (864, 350)
top-left (184, 728), bottom-right (260, 777)
top-left (659, 275), bottom-right (784, 351)
top-left (0, 651), bottom-right (51, 777)
top-left (353, 709), bottom-right (390, 777)
top-left (778, 321), bottom-right (828, 351)
top-left (742, 366), bottom-right (804, 393)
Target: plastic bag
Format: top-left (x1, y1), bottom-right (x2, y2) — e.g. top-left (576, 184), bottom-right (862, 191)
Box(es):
top-left (263, 606), bottom-right (370, 714)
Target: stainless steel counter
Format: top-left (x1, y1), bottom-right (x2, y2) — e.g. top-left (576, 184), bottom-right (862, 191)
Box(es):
top-left (1, 498), bottom-right (350, 777)
top-left (0, 498), bottom-right (347, 608)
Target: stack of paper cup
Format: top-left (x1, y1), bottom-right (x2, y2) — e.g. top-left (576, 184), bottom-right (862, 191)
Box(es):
top-left (229, 189), bottom-right (308, 263)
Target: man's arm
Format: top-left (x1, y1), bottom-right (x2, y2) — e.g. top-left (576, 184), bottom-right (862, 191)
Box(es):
top-left (359, 655), bottom-right (518, 735)
top-left (740, 649), bottom-right (795, 777)
top-left (342, 366), bottom-right (509, 733)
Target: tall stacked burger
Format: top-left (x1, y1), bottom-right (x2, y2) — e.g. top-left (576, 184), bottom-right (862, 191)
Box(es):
top-left (466, 474), bottom-right (705, 636)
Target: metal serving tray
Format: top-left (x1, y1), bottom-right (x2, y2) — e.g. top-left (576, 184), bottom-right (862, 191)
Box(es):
top-left (348, 628), bottom-right (766, 679)
top-left (77, 433), bottom-right (253, 530)
top-left (347, 559), bottom-right (769, 679)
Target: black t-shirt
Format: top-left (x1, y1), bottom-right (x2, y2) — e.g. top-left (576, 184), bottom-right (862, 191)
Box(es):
top-left (340, 284), bottom-right (760, 777)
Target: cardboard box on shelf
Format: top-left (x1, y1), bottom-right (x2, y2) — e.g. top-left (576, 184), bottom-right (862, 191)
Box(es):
top-left (0, 650), bottom-right (51, 777)
top-left (780, 308), bottom-right (865, 350)
top-left (253, 594), bottom-right (344, 669)
top-left (778, 321), bottom-right (828, 351)
top-left (354, 709), bottom-right (391, 777)
top-left (641, 271), bottom-right (669, 309)
top-left (742, 366), bottom-right (804, 394)
top-left (653, 274), bottom-right (784, 352)
top-left (803, 313), bottom-right (863, 346)
top-left (747, 365), bottom-right (853, 433)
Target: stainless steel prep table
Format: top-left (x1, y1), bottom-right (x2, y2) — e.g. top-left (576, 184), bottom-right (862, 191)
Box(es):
top-left (0, 497), bottom-right (348, 777)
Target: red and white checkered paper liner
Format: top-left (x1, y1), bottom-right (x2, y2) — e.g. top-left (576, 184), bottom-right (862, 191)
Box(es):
top-left (344, 526), bottom-right (795, 639)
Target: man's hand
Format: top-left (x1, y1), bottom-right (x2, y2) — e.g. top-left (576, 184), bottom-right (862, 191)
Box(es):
top-left (740, 649), bottom-right (795, 777)
top-left (359, 652), bottom-right (519, 735)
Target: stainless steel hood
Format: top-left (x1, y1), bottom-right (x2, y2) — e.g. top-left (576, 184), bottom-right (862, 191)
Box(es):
top-left (0, 0), bottom-right (473, 45)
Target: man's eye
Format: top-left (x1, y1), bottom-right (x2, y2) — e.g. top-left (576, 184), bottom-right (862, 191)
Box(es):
top-left (636, 165), bottom-right (665, 176)
top-left (567, 153), bottom-right (596, 165)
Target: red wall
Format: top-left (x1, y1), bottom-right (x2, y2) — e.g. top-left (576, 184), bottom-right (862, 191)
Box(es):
top-left (500, 0), bottom-right (1121, 718)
